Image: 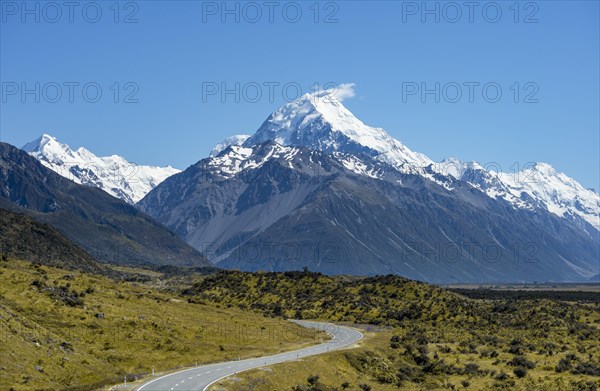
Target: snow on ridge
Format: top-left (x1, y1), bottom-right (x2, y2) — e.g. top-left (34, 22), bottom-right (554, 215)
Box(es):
top-left (433, 158), bottom-right (600, 230)
top-left (432, 158), bottom-right (484, 179)
top-left (209, 134), bottom-right (251, 157)
top-left (335, 153), bottom-right (382, 179)
top-left (219, 90), bottom-right (599, 231)
top-left (206, 143), bottom-right (300, 178)
top-left (497, 163), bottom-right (600, 229)
top-left (23, 134), bottom-right (180, 204)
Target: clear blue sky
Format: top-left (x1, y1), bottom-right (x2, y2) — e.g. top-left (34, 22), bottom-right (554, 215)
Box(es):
top-left (1, 1), bottom-right (598, 190)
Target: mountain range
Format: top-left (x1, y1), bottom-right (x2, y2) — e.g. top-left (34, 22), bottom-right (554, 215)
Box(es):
top-left (15, 90), bottom-right (600, 282)
top-left (198, 92), bottom-right (599, 233)
top-left (434, 158), bottom-right (599, 233)
top-left (23, 134), bottom-right (179, 204)
top-left (0, 142), bottom-right (208, 267)
top-left (137, 91), bottom-right (599, 282)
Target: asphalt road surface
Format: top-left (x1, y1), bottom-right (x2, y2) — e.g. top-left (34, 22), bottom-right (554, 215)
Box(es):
top-left (136, 320), bottom-right (363, 391)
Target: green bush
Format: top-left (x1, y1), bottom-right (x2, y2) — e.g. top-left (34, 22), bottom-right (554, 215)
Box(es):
top-left (555, 357), bottom-right (572, 373)
top-left (508, 355), bottom-right (535, 369)
top-left (513, 367), bottom-right (527, 378)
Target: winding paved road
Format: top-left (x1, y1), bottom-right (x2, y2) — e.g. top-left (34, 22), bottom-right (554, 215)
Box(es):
top-left (136, 320), bottom-right (363, 391)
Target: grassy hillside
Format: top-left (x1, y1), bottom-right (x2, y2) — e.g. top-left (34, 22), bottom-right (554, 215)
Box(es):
top-left (182, 271), bottom-right (600, 390)
top-left (1, 259), bottom-right (598, 390)
top-left (184, 271), bottom-right (452, 323)
top-left (0, 208), bottom-right (111, 276)
top-left (219, 324), bottom-right (600, 390)
top-left (0, 260), bottom-right (323, 390)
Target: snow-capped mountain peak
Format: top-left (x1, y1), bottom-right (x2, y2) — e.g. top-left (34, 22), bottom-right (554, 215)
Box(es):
top-left (23, 134), bottom-right (180, 204)
top-left (244, 90), bottom-right (433, 171)
top-left (496, 163), bottom-right (599, 230)
top-left (22, 133), bottom-right (77, 162)
top-left (209, 134), bottom-right (251, 157)
top-left (528, 162), bottom-right (557, 176)
top-left (433, 157), bottom-right (600, 231)
top-left (434, 157), bottom-right (468, 178)
top-left (228, 90), bottom-right (600, 232)
top-left (273, 91), bottom-right (369, 141)
top-left (22, 133), bottom-right (57, 152)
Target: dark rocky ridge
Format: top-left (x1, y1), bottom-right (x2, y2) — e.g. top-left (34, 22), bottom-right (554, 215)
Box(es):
top-left (0, 142), bottom-right (209, 268)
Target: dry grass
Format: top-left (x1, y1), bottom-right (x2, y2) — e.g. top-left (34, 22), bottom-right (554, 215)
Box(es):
top-left (0, 258), bottom-right (323, 390)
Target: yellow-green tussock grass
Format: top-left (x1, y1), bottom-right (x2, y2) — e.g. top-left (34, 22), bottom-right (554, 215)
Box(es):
top-left (0, 258), bottom-right (324, 390)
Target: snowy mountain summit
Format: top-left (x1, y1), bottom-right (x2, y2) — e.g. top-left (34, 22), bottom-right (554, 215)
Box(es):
top-left (23, 134), bottom-right (180, 204)
top-left (244, 91), bottom-right (432, 172)
top-left (141, 89), bottom-right (599, 281)
top-left (236, 89), bottom-right (599, 232)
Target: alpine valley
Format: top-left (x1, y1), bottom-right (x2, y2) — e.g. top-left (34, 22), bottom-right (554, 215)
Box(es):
top-left (17, 90), bottom-right (600, 283)
top-left (130, 91), bottom-right (600, 283)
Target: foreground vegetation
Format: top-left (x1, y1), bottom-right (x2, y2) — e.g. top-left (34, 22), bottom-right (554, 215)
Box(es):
top-left (0, 259), bottom-right (322, 390)
top-left (186, 271), bottom-right (600, 391)
top-left (1, 256), bottom-right (599, 390)
top-left (449, 288), bottom-right (600, 303)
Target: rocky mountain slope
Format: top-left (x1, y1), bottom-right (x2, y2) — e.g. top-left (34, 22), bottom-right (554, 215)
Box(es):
top-left (0, 142), bottom-right (208, 267)
top-left (139, 140), bottom-right (599, 282)
top-left (0, 208), bottom-right (108, 275)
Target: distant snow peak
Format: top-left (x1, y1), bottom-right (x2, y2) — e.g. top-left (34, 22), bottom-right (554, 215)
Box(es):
top-left (22, 133), bottom-right (57, 153)
top-left (432, 158), bottom-right (487, 179)
top-left (497, 163), bottom-right (600, 230)
top-left (23, 134), bottom-right (180, 204)
top-left (209, 134), bottom-right (251, 157)
top-left (432, 157), bottom-right (600, 231)
top-left (433, 158), bottom-right (465, 179)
